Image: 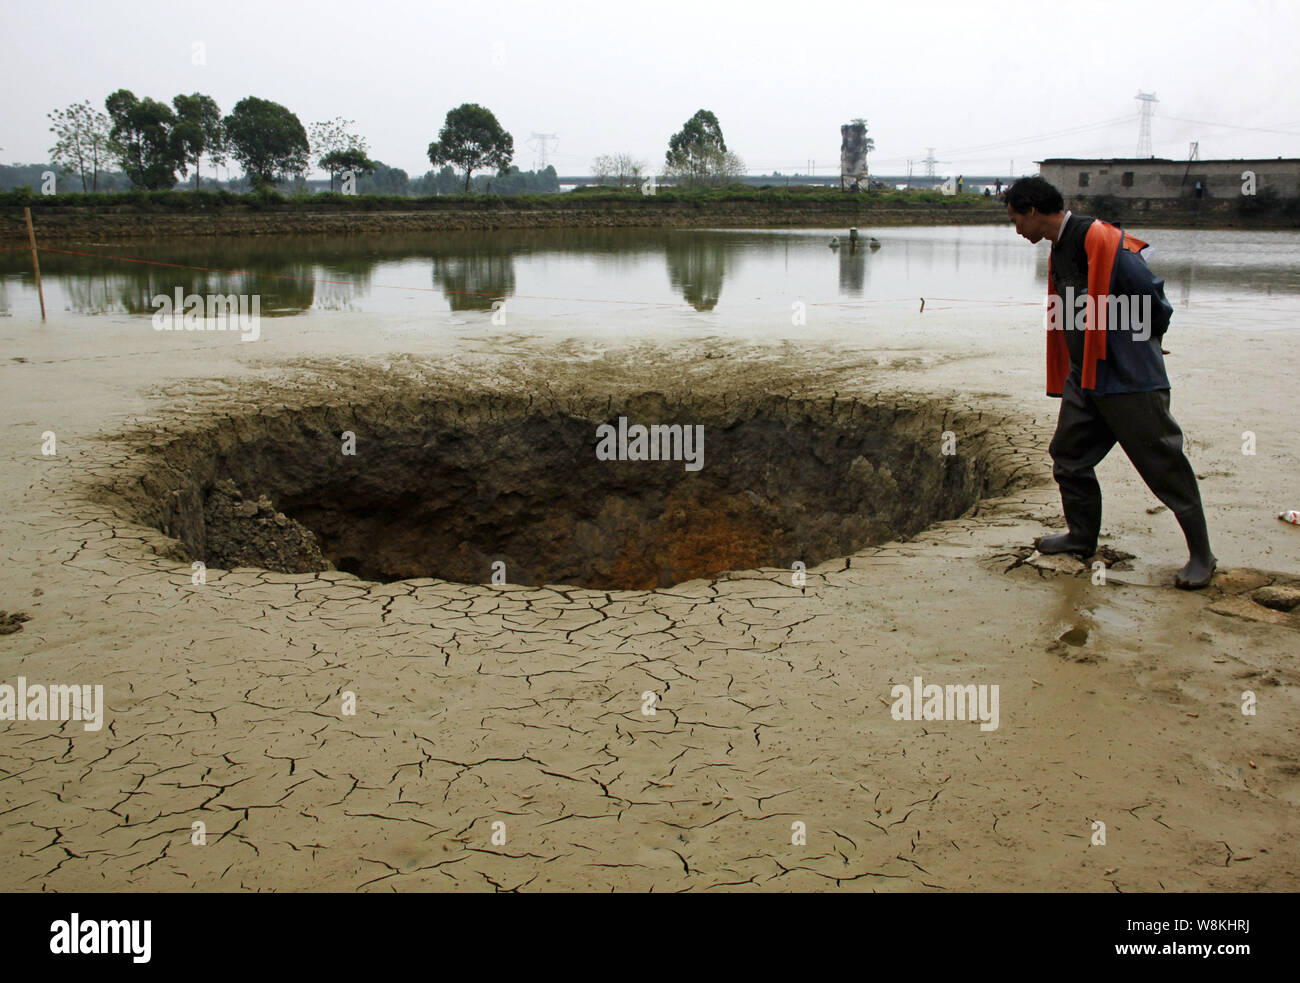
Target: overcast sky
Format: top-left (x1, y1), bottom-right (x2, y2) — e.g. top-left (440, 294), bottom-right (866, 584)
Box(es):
top-left (4, 0), bottom-right (1298, 180)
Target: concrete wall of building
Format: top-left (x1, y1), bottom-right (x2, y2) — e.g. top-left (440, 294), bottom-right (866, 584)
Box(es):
top-left (1039, 159), bottom-right (1300, 199)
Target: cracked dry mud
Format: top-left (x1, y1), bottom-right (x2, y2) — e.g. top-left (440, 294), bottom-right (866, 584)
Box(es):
top-left (2, 323), bottom-right (1298, 893)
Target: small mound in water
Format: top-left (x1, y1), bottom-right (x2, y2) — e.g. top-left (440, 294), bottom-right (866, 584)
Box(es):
top-left (99, 388), bottom-right (1028, 590)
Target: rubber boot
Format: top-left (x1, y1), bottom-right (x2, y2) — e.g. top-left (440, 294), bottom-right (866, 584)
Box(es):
top-left (1173, 506), bottom-right (1217, 589)
top-left (1036, 493), bottom-right (1101, 557)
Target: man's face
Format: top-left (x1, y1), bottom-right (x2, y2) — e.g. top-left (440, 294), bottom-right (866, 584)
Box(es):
top-left (1007, 204), bottom-right (1043, 243)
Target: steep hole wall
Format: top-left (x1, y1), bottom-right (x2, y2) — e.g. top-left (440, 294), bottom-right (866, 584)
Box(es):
top-left (103, 392), bottom-right (1026, 590)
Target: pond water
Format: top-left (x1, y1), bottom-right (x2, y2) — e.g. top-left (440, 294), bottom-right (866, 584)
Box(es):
top-left (2, 225), bottom-right (1298, 332)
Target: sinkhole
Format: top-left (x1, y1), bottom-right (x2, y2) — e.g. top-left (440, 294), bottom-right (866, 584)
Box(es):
top-left (109, 391), bottom-right (1027, 591)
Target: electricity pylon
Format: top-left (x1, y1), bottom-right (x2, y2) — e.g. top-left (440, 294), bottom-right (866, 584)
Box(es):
top-left (528, 132), bottom-right (557, 171)
top-left (1135, 91), bottom-right (1158, 157)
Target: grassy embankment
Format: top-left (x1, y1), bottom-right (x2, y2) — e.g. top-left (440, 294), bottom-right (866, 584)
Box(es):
top-left (2, 185), bottom-right (1295, 241)
top-left (0, 185), bottom-right (1008, 241)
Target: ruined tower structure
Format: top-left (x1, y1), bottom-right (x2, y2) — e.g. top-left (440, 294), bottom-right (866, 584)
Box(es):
top-left (840, 120), bottom-right (870, 190)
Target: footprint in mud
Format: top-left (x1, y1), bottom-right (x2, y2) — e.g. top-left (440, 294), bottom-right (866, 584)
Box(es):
top-left (1059, 625), bottom-right (1089, 647)
top-left (1046, 623), bottom-right (1102, 662)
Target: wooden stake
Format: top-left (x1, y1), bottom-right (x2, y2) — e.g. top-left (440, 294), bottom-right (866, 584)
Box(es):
top-left (23, 207), bottom-right (46, 322)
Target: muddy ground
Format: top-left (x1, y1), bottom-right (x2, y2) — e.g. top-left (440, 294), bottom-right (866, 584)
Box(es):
top-left (1, 298), bottom-right (1297, 892)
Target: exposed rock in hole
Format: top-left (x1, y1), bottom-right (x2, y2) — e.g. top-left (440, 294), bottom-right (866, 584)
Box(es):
top-left (98, 389), bottom-right (1032, 591)
top-left (203, 479), bottom-right (330, 574)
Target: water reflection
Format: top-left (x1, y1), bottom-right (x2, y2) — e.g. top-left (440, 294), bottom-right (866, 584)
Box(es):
top-left (664, 236), bottom-right (729, 311)
top-left (1, 226), bottom-right (1295, 321)
top-left (838, 242), bottom-right (868, 296)
top-left (432, 249), bottom-right (517, 311)
top-left (0, 242), bottom-right (318, 316)
top-left (60, 268), bottom-right (315, 316)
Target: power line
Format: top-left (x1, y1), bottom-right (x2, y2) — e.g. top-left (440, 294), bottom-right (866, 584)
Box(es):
top-left (923, 114), bottom-right (1136, 159)
top-left (1158, 114), bottom-right (1300, 137)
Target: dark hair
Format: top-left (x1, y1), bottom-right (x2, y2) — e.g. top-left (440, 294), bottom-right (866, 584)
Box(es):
top-left (1005, 176), bottom-right (1064, 215)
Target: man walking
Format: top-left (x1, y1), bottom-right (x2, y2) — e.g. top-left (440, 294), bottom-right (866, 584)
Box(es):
top-left (1005, 176), bottom-right (1217, 589)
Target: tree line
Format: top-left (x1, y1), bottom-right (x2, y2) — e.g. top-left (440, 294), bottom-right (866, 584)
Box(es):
top-left (591, 110), bottom-right (746, 188)
top-left (37, 94), bottom-right (555, 196)
top-left (30, 98), bottom-right (836, 195)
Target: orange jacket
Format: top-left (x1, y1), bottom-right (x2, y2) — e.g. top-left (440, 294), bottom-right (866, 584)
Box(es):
top-left (1046, 220), bottom-right (1149, 394)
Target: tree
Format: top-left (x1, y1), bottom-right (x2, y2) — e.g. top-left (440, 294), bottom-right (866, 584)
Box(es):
top-left (665, 109), bottom-right (729, 187)
top-left (467, 165), bottom-right (559, 194)
top-left (614, 153), bottom-right (646, 188)
top-left (320, 148), bottom-right (376, 191)
top-left (713, 150), bottom-right (746, 186)
top-left (427, 103), bottom-right (513, 193)
top-left (104, 89), bottom-right (187, 189)
top-left (48, 100), bottom-right (112, 192)
top-left (411, 165), bottom-right (460, 196)
top-left (172, 93), bottom-right (226, 190)
top-left (308, 117), bottom-right (350, 160)
top-left (592, 153), bottom-right (646, 188)
top-left (309, 118), bottom-right (370, 191)
top-left (358, 161), bottom-right (409, 195)
top-left (223, 97), bottom-right (310, 190)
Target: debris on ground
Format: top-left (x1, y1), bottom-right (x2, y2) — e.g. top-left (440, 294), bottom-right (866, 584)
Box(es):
top-left (0, 611), bottom-right (31, 635)
top-left (1252, 585), bottom-right (1300, 612)
top-left (202, 479), bottom-right (331, 574)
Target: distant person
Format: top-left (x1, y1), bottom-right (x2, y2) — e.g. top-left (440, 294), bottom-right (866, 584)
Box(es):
top-left (1194, 179), bottom-right (1204, 199)
top-left (957, 174), bottom-right (964, 194)
top-left (996, 178), bottom-right (1002, 196)
top-left (1004, 176), bottom-right (1216, 589)
top-left (984, 187), bottom-right (991, 197)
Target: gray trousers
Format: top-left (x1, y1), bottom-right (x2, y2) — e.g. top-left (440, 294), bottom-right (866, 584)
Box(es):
top-left (1049, 375), bottom-right (1204, 539)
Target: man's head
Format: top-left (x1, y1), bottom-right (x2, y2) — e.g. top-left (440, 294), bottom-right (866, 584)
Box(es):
top-left (1005, 176), bottom-right (1065, 243)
